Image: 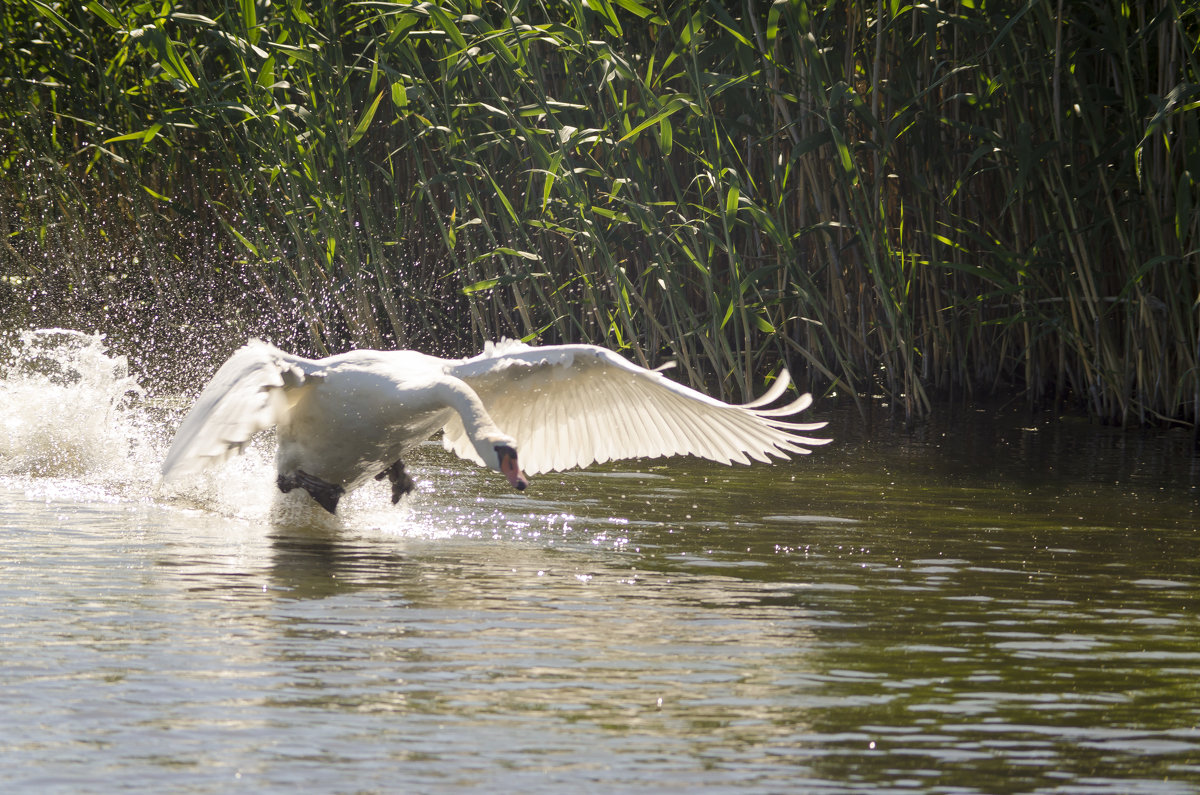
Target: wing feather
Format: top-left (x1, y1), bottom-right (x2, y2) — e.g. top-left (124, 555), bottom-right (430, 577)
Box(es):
top-left (446, 343), bottom-right (830, 475)
top-left (673, 389), bottom-right (724, 462)
top-left (739, 367), bottom-right (792, 409)
top-left (547, 380), bottom-right (568, 471)
top-left (574, 381), bottom-right (598, 467)
top-left (620, 376), bottom-right (666, 460)
top-left (623, 374), bottom-right (680, 460)
top-left (696, 396), bottom-right (764, 464)
top-left (755, 391), bottom-right (813, 417)
top-left (160, 340), bottom-right (318, 480)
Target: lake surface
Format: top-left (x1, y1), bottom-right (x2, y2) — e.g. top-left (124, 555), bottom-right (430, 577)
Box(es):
top-left (2, 330), bottom-right (1198, 793)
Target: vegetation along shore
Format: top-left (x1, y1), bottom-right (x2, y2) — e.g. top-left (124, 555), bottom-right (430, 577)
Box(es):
top-left (1, 1), bottom-right (1197, 426)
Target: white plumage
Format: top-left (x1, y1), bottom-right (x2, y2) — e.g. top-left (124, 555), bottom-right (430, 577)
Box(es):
top-left (160, 338), bottom-right (830, 512)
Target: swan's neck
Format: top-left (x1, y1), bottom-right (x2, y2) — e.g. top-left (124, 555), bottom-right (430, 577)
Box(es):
top-left (434, 379), bottom-right (499, 439)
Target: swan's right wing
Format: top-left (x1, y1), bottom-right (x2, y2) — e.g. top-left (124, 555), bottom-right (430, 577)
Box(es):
top-left (160, 340), bottom-right (320, 480)
top-left (446, 341), bottom-right (830, 475)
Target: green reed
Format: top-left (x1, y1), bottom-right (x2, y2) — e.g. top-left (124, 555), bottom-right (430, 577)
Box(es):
top-left (0, 0), bottom-right (1197, 424)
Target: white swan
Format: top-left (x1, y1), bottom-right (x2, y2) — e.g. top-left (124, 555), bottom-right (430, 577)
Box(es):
top-left (160, 339), bottom-right (830, 513)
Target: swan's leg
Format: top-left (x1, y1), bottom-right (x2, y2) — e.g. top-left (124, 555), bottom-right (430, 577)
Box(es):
top-left (277, 470), bottom-right (344, 514)
top-left (374, 459), bottom-right (416, 504)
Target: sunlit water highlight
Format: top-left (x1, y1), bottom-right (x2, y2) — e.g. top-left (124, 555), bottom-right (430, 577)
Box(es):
top-left (2, 330), bottom-right (1198, 793)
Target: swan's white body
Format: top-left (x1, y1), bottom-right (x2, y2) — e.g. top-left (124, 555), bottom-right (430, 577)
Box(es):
top-left (161, 339), bottom-right (830, 511)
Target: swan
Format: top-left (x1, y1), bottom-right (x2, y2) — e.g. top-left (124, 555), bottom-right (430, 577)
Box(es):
top-left (160, 338), bottom-right (830, 513)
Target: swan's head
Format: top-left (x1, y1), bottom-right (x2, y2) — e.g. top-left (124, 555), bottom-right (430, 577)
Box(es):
top-left (477, 434), bottom-right (528, 491)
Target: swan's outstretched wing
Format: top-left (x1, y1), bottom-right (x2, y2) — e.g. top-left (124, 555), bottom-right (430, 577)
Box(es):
top-left (160, 340), bottom-right (320, 480)
top-left (444, 340), bottom-right (830, 475)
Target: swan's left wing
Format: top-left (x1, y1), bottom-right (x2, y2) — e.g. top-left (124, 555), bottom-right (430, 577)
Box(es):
top-left (160, 340), bottom-right (321, 480)
top-left (444, 341), bottom-right (830, 475)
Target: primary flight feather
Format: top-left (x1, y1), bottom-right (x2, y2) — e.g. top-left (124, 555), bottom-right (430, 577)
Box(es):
top-left (160, 339), bottom-right (831, 513)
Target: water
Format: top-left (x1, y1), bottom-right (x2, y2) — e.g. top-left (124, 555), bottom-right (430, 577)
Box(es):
top-left (2, 329), bottom-right (1198, 793)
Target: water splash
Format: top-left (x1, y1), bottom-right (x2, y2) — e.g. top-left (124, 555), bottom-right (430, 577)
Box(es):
top-left (0, 328), bottom-right (277, 514)
top-left (0, 329), bottom-right (151, 482)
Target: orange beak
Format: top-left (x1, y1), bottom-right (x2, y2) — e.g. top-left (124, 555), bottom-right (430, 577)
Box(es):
top-left (498, 447), bottom-right (528, 491)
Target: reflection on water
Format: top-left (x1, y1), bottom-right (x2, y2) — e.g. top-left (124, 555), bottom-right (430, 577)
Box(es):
top-left (1, 331), bottom-right (1199, 793)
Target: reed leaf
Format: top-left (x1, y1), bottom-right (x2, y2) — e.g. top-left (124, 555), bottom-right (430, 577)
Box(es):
top-left (0, 0), bottom-right (1196, 426)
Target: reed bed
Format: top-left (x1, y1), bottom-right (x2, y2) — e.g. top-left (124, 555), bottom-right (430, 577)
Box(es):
top-left (1, 0), bottom-right (1197, 424)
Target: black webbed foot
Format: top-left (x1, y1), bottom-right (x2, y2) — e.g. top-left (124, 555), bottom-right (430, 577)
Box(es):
top-left (375, 459), bottom-right (416, 504)
top-left (277, 469), bottom-right (345, 514)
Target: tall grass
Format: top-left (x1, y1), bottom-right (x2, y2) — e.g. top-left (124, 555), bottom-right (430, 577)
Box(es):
top-left (0, 0), bottom-right (1197, 424)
